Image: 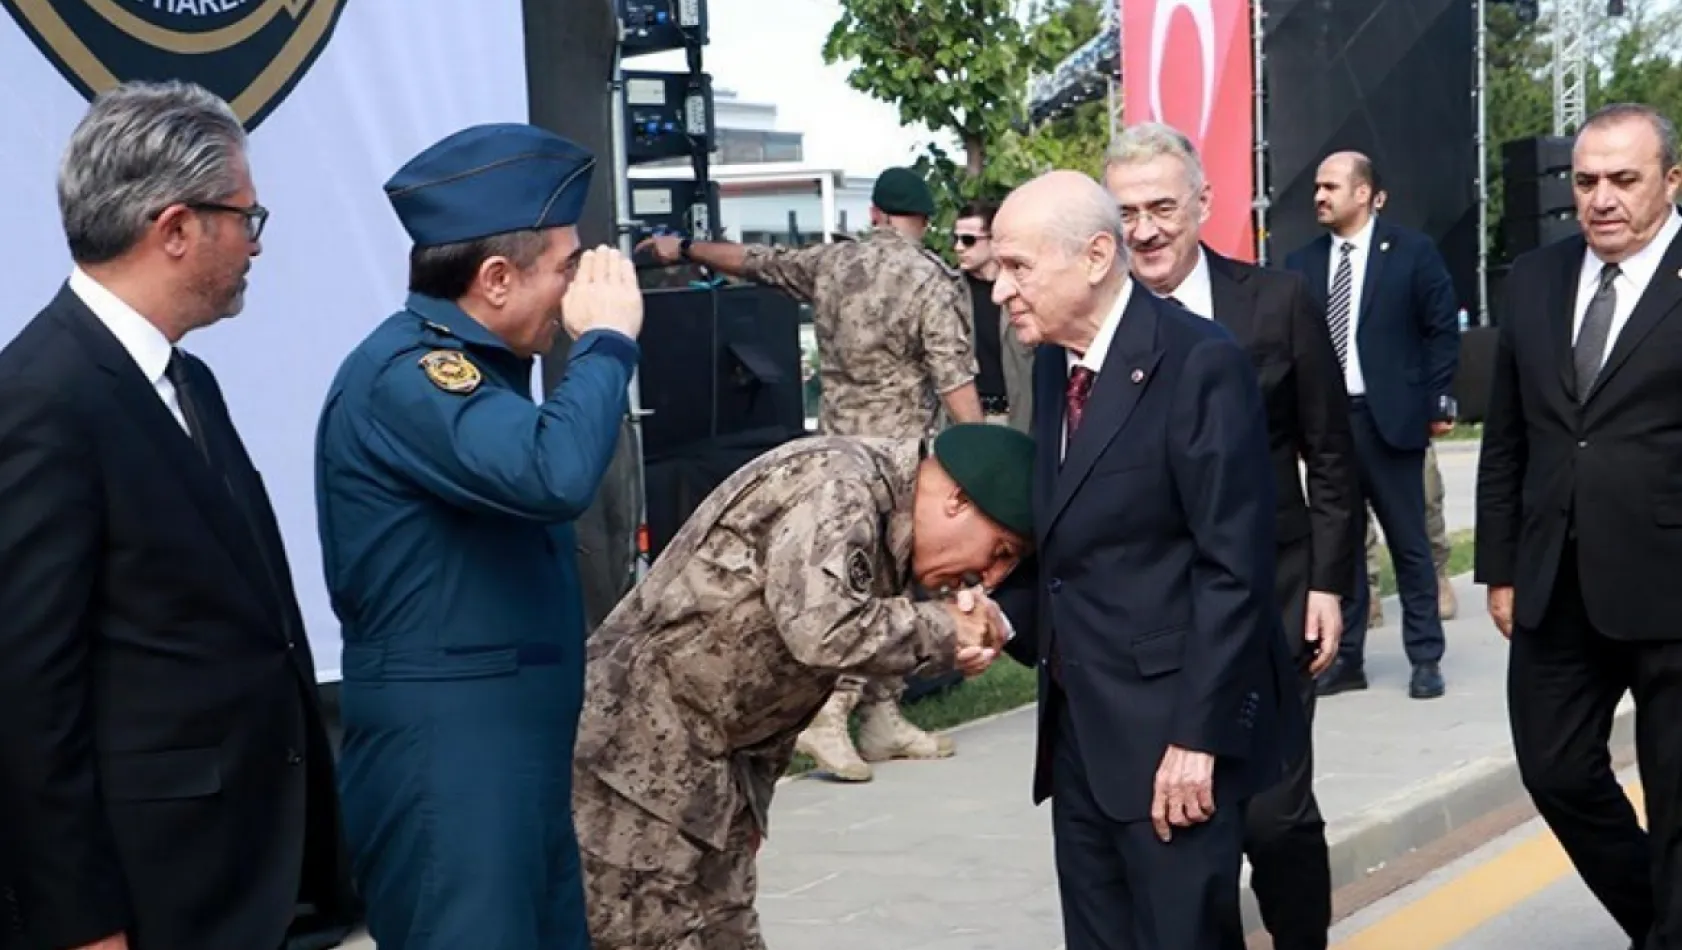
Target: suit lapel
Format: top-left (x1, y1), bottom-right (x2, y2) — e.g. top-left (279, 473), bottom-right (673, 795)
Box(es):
top-left (1585, 228), bottom-right (1682, 402)
top-left (1301, 237), bottom-right (1331, 305)
top-left (1046, 291), bottom-right (1164, 536)
top-left (1549, 236), bottom-right (1588, 402)
top-left (53, 291), bottom-right (284, 634)
top-left (1205, 249), bottom-right (1256, 338)
top-left (1357, 220), bottom-right (1391, 327)
top-left (1031, 343), bottom-right (1064, 525)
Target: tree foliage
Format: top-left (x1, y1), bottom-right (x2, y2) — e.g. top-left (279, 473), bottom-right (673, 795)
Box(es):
top-left (824, 0), bottom-right (1111, 252)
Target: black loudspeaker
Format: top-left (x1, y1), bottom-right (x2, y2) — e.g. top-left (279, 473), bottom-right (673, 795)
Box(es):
top-left (1502, 213), bottom-right (1579, 256)
top-left (638, 283), bottom-right (807, 459)
top-left (1501, 135), bottom-right (1572, 181)
top-left (1504, 173), bottom-right (1574, 220)
top-left (1454, 326), bottom-right (1500, 423)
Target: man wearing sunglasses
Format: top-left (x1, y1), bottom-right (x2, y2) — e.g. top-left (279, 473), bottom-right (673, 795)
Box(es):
top-left (954, 201), bottom-right (1035, 434)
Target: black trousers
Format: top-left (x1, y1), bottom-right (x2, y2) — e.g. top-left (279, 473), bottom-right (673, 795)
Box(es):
top-left (1051, 700), bottom-right (1245, 950)
top-left (1510, 540), bottom-right (1682, 948)
top-left (1340, 399), bottom-right (1444, 666)
top-left (1243, 538), bottom-right (1331, 950)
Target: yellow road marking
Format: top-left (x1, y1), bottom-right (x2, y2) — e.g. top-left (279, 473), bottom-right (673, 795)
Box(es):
top-left (1333, 782), bottom-right (1645, 950)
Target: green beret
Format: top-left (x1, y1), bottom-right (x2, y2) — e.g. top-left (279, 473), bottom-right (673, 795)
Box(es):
top-left (871, 166), bottom-right (935, 218)
top-left (932, 424), bottom-right (1035, 538)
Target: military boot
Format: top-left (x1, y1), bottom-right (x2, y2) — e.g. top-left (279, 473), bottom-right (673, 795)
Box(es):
top-left (795, 691), bottom-right (872, 782)
top-left (1438, 571), bottom-right (1459, 620)
top-left (856, 699), bottom-right (956, 762)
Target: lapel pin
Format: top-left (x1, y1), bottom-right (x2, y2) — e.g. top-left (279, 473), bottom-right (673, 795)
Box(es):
top-left (1130, 368), bottom-right (1145, 384)
top-left (1380, 241), bottom-right (1391, 252)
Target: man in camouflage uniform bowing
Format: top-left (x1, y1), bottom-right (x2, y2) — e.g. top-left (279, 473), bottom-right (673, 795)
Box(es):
top-left (574, 424), bottom-right (1030, 949)
top-left (638, 167), bottom-right (985, 780)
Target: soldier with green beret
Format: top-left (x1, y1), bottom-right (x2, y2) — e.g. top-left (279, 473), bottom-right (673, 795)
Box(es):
top-left (574, 424), bottom-right (1029, 949)
top-left (639, 165), bottom-right (989, 781)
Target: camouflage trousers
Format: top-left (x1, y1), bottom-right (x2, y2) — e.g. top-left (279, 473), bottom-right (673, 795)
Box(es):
top-left (575, 771), bottom-right (765, 950)
top-left (1366, 441), bottom-right (1451, 586)
top-left (833, 672), bottom-right (905, 705)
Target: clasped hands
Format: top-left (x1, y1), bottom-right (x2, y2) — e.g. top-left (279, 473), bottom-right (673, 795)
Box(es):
top-left (941, 587), bottom-right (1009, 678)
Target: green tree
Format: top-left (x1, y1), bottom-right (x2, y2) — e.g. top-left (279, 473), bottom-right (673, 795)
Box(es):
top-left (824, 0), bottom-right (1110, 249)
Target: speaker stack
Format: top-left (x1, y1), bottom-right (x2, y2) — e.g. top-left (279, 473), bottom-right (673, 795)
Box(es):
top-left (1493, 136), bottom-right (1576, 318)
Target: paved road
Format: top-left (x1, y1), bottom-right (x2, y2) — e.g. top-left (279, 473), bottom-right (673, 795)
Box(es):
top-left (1329, 772), bottom-right (1641, 950)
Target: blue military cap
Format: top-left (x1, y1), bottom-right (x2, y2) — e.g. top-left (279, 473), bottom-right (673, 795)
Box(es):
top-left (384, 123), bottom-right (596, 248)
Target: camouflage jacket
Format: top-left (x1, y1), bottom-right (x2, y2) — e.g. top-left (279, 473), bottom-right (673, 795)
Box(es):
top-left (741, 229), bottom-right (977, 438)
top-left (574, 437), bottom-right (958, 850)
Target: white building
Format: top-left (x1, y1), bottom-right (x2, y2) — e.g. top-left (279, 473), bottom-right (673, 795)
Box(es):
top-left (631, 89), bottom-right (879, 245)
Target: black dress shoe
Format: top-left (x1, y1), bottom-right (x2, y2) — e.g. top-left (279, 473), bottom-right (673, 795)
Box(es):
top-left (1409, 662), bottom-right (1446, 699)
top-left (1315, 658), bottom-right (1368, 696)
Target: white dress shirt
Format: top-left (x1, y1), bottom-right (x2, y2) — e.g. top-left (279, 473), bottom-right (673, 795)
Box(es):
top-left (1062, 278), bottom-right (1136, 460)
top-left (1326, 216), bottom-right (1377, 397)
top-left (1159, 246), bottom-right (1215, 320)
top-left (67, 267), bottom-right (190, 434)
top-left (1572, 207), bottom-right (1682, 364)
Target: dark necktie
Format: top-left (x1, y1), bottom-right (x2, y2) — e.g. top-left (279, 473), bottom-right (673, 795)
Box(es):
top-left (1574, 263), bottom-right (1620, 402)
top-left (166, 350), bottom-right (212, 465)
top-left (1065, 366), bottom-right (1097, 438)
top-left (1326, 242), bottom-right (1355, 371)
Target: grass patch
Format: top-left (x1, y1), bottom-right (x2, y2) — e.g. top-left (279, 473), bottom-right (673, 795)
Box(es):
top-left (1374, 528), bottom-right (1476, 596)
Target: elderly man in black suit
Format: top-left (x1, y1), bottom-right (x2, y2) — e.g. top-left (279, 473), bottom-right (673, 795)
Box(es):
top-left (1478, 102), bottom-right (1682, 950)
top-left (1104, 122), bottom-right (1358, 950)
top-left (0, 81), bottom-right (355, 950)
top-left (1285, 152), bottom-right (1461, 700)
top-left (988, 168), bottom-right (1301, 950)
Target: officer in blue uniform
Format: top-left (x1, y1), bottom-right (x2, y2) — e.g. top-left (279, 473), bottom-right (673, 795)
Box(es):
top-left (314, 123), bottom-right (644, 950)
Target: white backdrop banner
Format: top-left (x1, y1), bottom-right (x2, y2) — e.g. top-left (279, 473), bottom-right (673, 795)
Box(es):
top-left (0, 0), bottom-right (533, 680)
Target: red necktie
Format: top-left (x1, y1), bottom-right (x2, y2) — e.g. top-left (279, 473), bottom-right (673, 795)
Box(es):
top-left (1065, 366), bottom-right (1097, 436)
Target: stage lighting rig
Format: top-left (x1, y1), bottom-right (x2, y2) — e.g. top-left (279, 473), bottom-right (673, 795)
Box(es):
top-left (618, 0), bottom-right (708, 55)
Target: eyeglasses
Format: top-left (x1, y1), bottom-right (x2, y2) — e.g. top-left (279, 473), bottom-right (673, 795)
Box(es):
top-left (1118, 196), bottom-right (1190, 228)
top-left (954, 233), bottom-right (989, 247)
top-left (189, 201), bottom-right (269, 242)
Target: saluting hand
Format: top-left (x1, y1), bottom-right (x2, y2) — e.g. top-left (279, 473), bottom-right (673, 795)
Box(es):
top-left (561, 246), bottom-right (645, 342)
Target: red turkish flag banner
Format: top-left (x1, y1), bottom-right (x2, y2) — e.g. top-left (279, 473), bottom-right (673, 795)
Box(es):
top-left (1121, 0), bottom-right (1256, 261)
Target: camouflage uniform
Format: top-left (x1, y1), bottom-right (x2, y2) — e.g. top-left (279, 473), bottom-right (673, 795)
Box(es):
top-left (573, 437), bottom-right (959, 950)
top-left (739, 228), bottom-right (977, 779)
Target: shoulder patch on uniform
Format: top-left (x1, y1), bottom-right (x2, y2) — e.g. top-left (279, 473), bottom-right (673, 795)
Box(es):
top-left (846, 549), bottom-right (874, 595)
top-left (418, 349), bottom-right (481, 394)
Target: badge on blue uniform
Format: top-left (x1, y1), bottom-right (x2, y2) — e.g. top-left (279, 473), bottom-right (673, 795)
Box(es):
top-left (419, 350), bottom-right (482, 394)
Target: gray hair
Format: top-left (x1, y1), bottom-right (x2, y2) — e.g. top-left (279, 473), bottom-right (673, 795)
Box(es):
top-left (1580, 102), bottom-right (1680, 171)
top-left (1106, 121), bottom-right (1207, 194)
top-left (58, 80), bottom-right (248, 264)
top-left (1054, 175), bottom-right (1128, 263)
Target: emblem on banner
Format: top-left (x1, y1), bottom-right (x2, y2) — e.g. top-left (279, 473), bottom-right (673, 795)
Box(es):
top-left (0, 0), bottom-right (348, 132)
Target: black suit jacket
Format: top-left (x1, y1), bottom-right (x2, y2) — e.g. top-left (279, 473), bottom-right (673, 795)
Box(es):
top-left (1285, 219), bottom-right (1461, 451)
top-left (1475, 225), bottom-right (1682, 642)
top-left (0, 287), bottom-right (356, 950)
top-left (1000, 288), bottom-right (1303, 821)
top-left (1204, 248), bottom-right (1359, 601)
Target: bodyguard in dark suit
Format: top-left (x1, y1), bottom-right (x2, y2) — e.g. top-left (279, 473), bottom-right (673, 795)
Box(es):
top-left (1105, 123), bottom-right (1358, 950)
top-left (988, 170), bottom-right (1300, 950)
top-left (1285, 152), bottom-right (1460, 700)
top-left (0, 81), bottom-right (355, 950)
top-left (1476, 103), bottom-right (1682, 950)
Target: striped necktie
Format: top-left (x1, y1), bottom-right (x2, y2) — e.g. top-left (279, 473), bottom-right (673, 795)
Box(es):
top-left (1327, 242), bottom-right (1355, 371)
